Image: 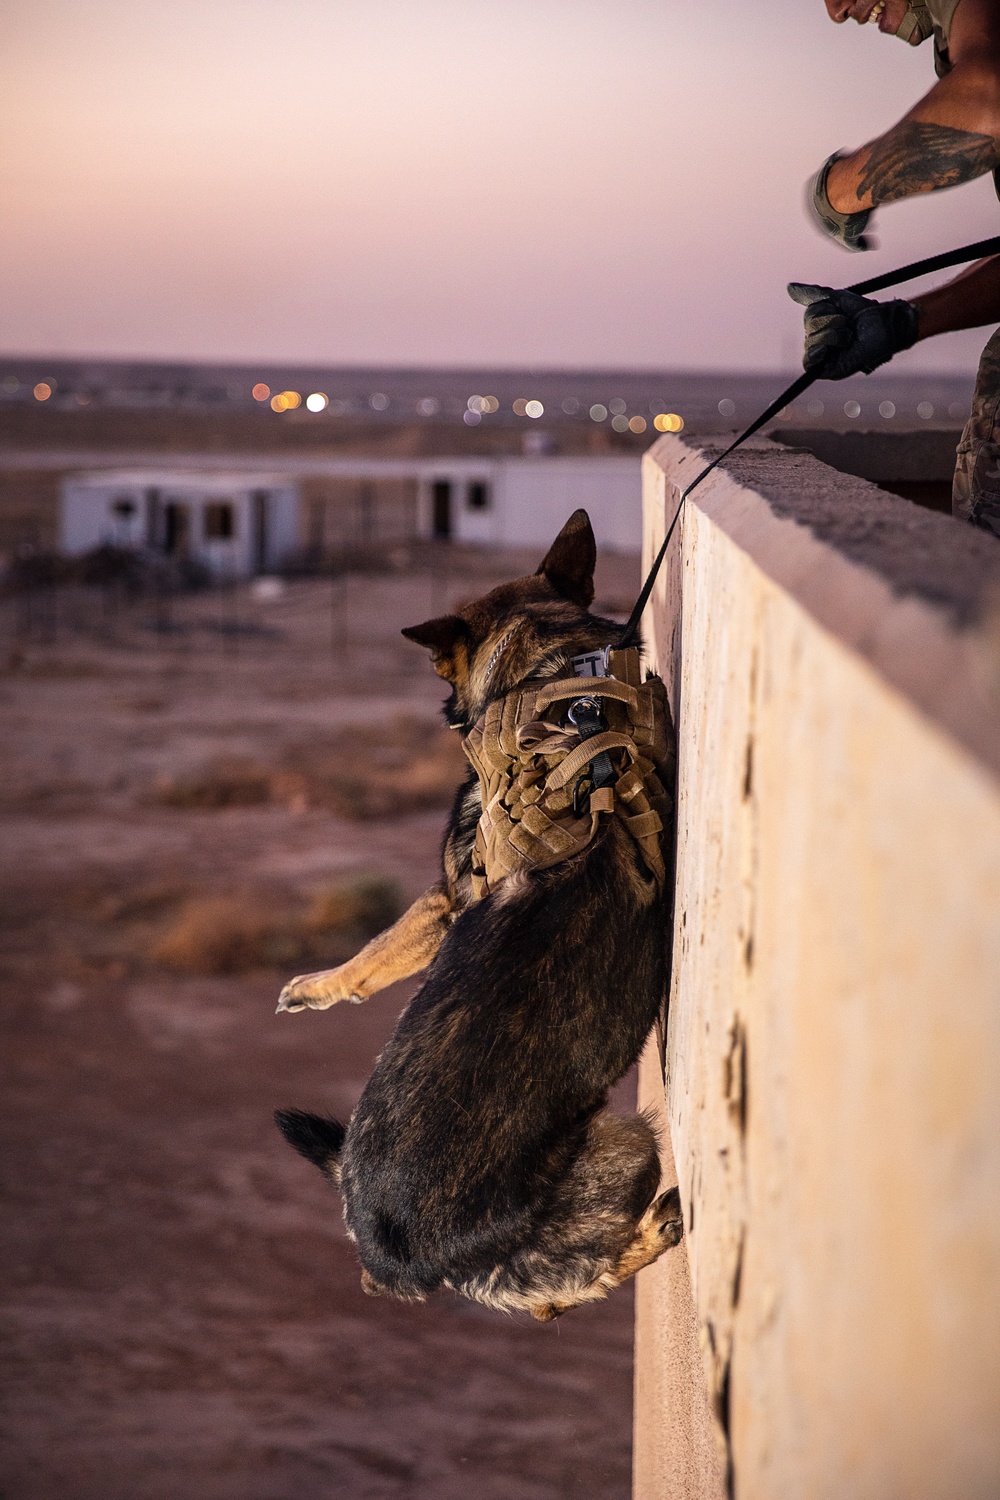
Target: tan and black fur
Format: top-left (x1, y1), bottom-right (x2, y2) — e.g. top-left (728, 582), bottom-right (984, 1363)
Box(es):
top-left (275, 510), bottom-right (681, 1321)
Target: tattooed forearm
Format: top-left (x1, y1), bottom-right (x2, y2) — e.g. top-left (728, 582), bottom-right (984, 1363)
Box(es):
top-left (857, 121), bottom-right (999, 206)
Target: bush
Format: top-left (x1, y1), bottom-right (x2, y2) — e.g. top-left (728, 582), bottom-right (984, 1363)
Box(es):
top-left (151, 877), bottom-right (402, 975)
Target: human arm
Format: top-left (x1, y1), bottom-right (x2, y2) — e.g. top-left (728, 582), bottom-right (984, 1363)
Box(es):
top-left (788, 255), bottom-right (1000, 377)
top-left (825, 0), bottom-right (1000, 216)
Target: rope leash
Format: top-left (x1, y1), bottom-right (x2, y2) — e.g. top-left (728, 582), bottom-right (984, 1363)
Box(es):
top-left (619, 233), bottom-right (1000, 649)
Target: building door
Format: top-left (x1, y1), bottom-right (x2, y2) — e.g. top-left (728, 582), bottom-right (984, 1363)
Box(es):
top-left (163, 502), bottom-right (191, 556)
top-left (252, 491), bottom-right (270, 573)
top-left (432, 480), bottom-right (452, 539)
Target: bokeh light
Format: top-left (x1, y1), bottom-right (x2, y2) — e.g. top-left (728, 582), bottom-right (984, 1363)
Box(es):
top-left (306, 392), bottom-right (328, 412)
top-left (879, 401), bottom-right (895, 419)
top-left (524, 400), bottom-right (544, 419)
top-left (918, 401), bottom-right (935, 419)
top-left (608, 398), bottom-right (627, 416)
top-left (653, 413), bottom-right (684, 433)
top-left (717, 398), bottom-right (735, 418)
top-left (562, 397), bottom-right (580, 415)
top-left (589, 404), bottom-right (608, 423)
top-left (370, 392), bottom-right (389, 411)
top-left (611, 414), bottom-right (629, 433)
top-left (270, 390), bottom-right (302, 412)
top-left (844, 400), bottom-right (861, 419)
top-left (628, 415), bottom-right (646, 434)
top-left (252, 383), bottom-right (270, 402)
top-left (417, 397), bottom-right (440, 416)
top-left (33, 382), bottom-right (52, 401)
top-left (512, 398), bottom-right (528, 416)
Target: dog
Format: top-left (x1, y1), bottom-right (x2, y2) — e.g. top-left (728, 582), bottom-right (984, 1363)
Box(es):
top-left (274, 510), bottom-right (682, 1321)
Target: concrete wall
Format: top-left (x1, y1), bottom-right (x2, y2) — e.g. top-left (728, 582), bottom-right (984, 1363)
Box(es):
top-left (634, 434), bottom-right (1000, 1500)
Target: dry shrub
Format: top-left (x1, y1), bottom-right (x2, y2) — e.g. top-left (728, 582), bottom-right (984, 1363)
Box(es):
top-left (150, 717), bottom-right (466, 821)
top-left (151, 758), bottom-right (272, 810)
top-left (152, 876), bottom-right (401, 975)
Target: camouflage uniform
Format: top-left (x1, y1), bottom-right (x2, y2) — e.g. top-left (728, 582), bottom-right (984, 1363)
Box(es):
top-left (923, 0), bottom-right (1000, 535)
top-left (953, 327), bottom-right (1000, 535)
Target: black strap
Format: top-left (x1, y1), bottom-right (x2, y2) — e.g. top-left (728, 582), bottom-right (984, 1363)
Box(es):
top-left (620, 234), bottom-right (1000, 649)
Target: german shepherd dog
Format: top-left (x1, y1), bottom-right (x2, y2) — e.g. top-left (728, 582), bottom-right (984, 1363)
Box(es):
top-left (275, 510), bottom-right (682, 1321)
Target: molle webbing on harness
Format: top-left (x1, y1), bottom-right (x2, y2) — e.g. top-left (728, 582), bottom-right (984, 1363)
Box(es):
top-left (461, 647), bottom-right (674, 898)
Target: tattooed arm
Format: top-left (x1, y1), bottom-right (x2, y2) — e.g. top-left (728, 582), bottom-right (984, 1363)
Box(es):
top-left (911, 254), bottom-right (1000, 337)
top-left (826, 0), bottom-right (1000, 213)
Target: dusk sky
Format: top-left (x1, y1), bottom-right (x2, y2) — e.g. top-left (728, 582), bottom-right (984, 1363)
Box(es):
top-left (2, 0), bottom-right (997, 372)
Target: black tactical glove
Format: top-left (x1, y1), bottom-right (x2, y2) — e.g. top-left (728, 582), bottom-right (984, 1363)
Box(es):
top-left (787, 283), bottom-right (919, 380)
top-left (807, 152), bottom-right (873, 253)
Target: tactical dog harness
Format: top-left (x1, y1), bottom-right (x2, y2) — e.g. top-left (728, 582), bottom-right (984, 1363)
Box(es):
top-left (462, 646), bottom-right (674, 898)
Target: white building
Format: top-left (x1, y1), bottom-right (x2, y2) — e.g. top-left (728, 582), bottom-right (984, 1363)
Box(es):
top-left (413, 456), bottom-right (641, 551)
top-left (60, 470), bottom-right (299, 577)
top-left (58, 454), bottom-right (642, 570)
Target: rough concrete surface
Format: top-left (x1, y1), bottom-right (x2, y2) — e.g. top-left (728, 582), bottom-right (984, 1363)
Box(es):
top-left (635, 439), bottom-right (1000, 1499)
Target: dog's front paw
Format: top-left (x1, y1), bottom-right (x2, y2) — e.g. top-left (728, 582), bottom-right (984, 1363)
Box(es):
top-left (275, 966), bottom-right (364, 1014)
top-left (652, 1186), bottom-right (684, 1249)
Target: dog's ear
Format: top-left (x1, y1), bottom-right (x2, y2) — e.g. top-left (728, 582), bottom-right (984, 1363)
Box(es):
top-left (275, 1109), bottom-right (345, 1184)
top-left (401, 614), bottom-right (470, 682)
top-left (537, 509), bottom-right (596, 607)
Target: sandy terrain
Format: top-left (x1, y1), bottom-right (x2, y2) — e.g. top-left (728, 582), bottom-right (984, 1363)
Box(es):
top-left (0, 547), bottom-right (642, 1500)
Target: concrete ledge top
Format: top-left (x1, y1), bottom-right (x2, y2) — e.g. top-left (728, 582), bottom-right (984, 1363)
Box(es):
top-left (645, 434), bottom-right (1000, 783)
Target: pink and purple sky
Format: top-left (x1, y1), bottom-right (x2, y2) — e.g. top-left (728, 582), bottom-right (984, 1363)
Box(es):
top-left (1, 0), bottom-right (997, 371)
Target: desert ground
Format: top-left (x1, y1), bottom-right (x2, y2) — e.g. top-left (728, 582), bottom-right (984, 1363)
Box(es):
top-left (0, 544), bottom-right (643, 1500)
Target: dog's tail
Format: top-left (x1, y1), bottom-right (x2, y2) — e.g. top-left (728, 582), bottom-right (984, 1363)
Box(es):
top-left (274, 1109), bottom-right (346, 1183)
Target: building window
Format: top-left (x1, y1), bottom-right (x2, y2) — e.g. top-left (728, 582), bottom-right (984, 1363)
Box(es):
top-left (466, 481), bottom-right (490, 511)
top-left (204, 502), bottom-right (235, 540)
top-left (432, 480), bottom-right (452, 539)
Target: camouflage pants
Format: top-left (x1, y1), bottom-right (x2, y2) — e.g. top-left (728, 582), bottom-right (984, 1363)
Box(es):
top-left (953, 325), bottom-right (1000, 536)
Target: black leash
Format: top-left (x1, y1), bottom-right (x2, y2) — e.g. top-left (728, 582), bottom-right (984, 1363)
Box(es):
top-left (620, 233), bottom-right (1000, 649)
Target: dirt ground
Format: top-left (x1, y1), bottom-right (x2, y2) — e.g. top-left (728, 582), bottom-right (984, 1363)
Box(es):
top-left (0, 545), bottom-right (643, 1500)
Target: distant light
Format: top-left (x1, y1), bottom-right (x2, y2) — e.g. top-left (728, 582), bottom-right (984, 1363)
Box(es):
top-left (370, 392), bottom-right (389, 411)
top-left (948, 401), bottom-right (965, 418)
top-left (611, 415), bottom-right (629, 433)
top-left (628, 415), bottom-right (647, 434)
top-left (306, 392), bottom-right (328, 412)
top-left (482, 395), bottom-right (499, 413)
top-left (463, 410), bottom-right (481, 426)
top-left (417, 397), bottom-right (440, 416)
top-left (562, 397), bottom-right (580, 415)
top-left (717, 399), bottom-right (735, 418)
top-left (467, 394), bottom-right (483, 412)
top-left (252, 383), bottom-right (270, 402)
top-left (589, 404), bottom-right (608, 422)
top-left (609, 398), bottom-right (627, 416)
top-left (807, 399), bottom-right (825, 417)
top-left (512, 398), bottom-right (528, 416)
top-left (2, 376), bottom-right (20, 393)
top-left (649, 400), bottom-right (667, 415)
top-left (878, 400), bottom-right (895, 419)
top-left (271, 390), bottom-right (302, 412)
top-left (33, 382), bottom-right (52, 401)
top-left (844, 400), bottom-right (861, 419)
top-left (653, 413), bottom-right (683, 433)
top-left (525, 400), bottom-right (544, 419)
top-left (917, 401), bottom-right (934, 420)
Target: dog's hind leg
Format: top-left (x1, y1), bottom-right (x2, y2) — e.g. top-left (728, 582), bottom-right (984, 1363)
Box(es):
top-left (277, 883), bottom-right (453, 1013)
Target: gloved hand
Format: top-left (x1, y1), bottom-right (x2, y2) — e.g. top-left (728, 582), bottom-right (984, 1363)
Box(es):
top-left (807, 152), bottom-right (873, 253)
top-left (786, 283), bottom-right (919, 380)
